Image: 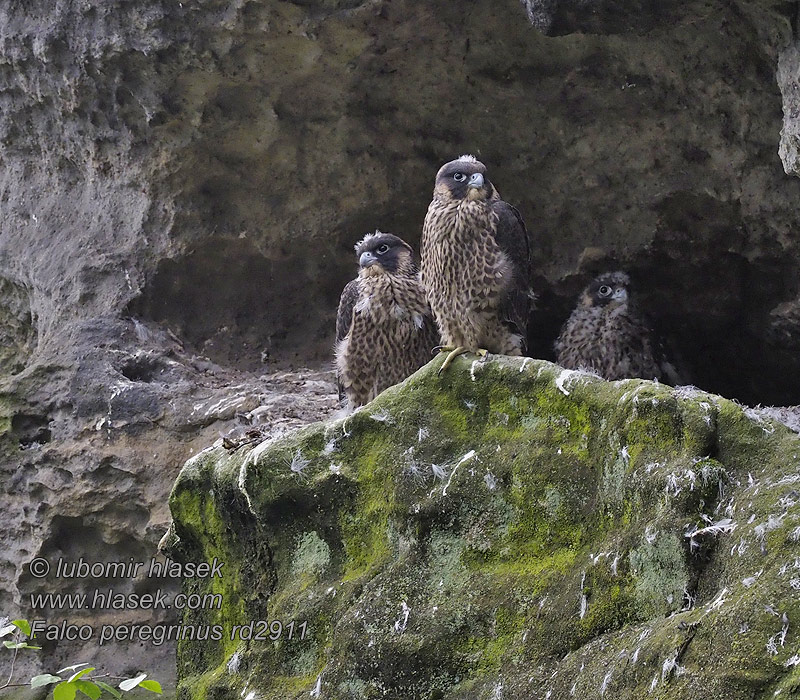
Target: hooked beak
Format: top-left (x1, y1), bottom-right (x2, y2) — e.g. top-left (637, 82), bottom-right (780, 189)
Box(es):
top-left (613, 288), bottom-right (628, 302)
top-left (468, 172), bottom-right (484, 189)
top-left (359, 251), bottom-right (378, 268)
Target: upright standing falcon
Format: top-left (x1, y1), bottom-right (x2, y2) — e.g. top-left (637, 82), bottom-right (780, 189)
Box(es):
top-left (335, 231), bottom-right (439, 410)
top-left (421, 155), bottom-right (532, 372)
top-left (554, 271), bottom-right (684, 384)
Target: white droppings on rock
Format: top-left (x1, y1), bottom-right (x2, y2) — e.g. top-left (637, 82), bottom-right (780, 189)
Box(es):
top-left (579, 571), bottom-right (588, 619)
top-left (600, 669), bottom-right (613, 695)
top-left (442, 450), bottom-right (476, 496)
top-left (685, 518), bottom-right (737, 552)
top-left (393, 601), bottom-right (411, 633)
top-left (227, 649), bottom-right (242, 673)
top-left (470, 357), bottom-right (487, 382)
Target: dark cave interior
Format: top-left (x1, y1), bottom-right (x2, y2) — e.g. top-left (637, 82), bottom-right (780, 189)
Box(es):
top-left (123, 225), bottom-right (800, 408)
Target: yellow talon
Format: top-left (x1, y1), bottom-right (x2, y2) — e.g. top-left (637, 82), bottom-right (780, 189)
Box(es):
top-left (437, 347), bottom-right (490, 374)
top-left (437, 346), bottom-right (468, 375)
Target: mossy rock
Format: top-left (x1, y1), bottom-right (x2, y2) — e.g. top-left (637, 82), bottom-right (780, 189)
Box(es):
top-left (167, 355), bottom-right (800, 699)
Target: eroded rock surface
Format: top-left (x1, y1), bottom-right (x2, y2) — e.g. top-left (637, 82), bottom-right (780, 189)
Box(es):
top-left (779, 39), bottom-right (800, 176)
top-left (167, 355), bottom-right (800, 699)
top-left (1, 341), bottom-right (336, 692)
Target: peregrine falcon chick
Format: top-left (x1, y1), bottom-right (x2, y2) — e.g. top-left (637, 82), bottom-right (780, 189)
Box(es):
top-left (554, 271), bottom-right (683, 384)
top-left (421, 155), bottom-right (532, 373)
top-left (335, 232), bottom-right (439, 410)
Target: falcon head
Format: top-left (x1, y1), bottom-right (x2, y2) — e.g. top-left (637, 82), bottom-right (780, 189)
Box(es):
top-left (433, 155), bottom-right (495, 202)
top-left (354, 231), bottom-right (415, 276)
top-left (581, 271), bottom-right (630, 308)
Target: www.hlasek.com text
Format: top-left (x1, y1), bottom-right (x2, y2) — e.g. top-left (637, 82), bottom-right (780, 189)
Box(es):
top-left (30, 588), bottom-right (223, 611)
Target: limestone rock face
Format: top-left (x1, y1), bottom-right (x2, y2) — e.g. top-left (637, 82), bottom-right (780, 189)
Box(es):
top-left (167, 355), bottom-right (800, 699)
top-left (779, 40), bottom-right (800, 177)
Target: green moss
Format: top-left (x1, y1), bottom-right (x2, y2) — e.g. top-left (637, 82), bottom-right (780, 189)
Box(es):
top-left (168, 357), bottom-right (800, 699)
top-left (455, 607), bottom-right (527, 675)
top-left (339, 438), bottom-right (397, 581)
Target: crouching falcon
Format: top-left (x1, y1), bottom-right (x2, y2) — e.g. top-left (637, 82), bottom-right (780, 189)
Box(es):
top-left (554, 271), bottom-right (684, 384)
top-left (420, 155), bottom-right (532, 372)
top-left (335, 231), bottom-right (439, 409)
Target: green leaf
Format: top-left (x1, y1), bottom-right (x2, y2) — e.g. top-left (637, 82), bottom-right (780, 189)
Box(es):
top-left (96, 682), bottom-right (122, 699)
top-left (3, 642), bottom-right (42, 649)
top-left (119, 674), bottom-right (147, 692)
top-left (68, 668), bottom-right (95, 683)
top-left (138, 680), bottom-right (162, 694)
top-left (0, 623), bottom-right (17, 637)
top-left (3, 640), bottom-right (27, 649)
top-left (57, 663), bottom-right (89, 675)
top-left (75, 680), bottom-right (102, 699)
top-left (6, 642), bottom-right (41, 650)
top-left (30, 674), bottom-right (62, 688)
top-left (11, 619), bottom-right (31, 637)
top-left (53, 681), bottom-right (78, 700)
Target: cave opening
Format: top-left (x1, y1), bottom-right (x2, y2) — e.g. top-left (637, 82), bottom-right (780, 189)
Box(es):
top-left (126, 220), bottom-right (800, 408)
top-left (125, 238), bottom-right (337, 372)
top-left (529, 194), bottom-right (800, 408)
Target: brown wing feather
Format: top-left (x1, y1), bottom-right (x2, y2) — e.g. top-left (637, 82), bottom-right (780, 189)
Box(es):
top-left (492, 200), bottom-right (532, 347)
top-left (335, 278), bottom-right (360, 404)
top-left (422, 311), bottom-right (441, 356)
top-left (336, 279), bottom-right (360, 343)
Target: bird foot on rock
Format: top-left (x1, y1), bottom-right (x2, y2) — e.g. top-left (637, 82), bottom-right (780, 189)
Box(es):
top-left (436, 346), bottom-right (488, 375)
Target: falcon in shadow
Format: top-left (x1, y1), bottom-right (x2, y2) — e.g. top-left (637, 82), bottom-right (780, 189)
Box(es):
top-left (554, 271), bottom-right (684, 384)
top-left (335, 231), bottom-right (439, 410)
top-left (421, 155), bottom-right (532, 373)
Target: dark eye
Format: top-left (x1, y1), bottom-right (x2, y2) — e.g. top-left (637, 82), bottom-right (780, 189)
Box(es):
top-left (453, 173), bottom-right (466, 182)
top-left (598, 285), bottom-right (612, 296)
top-left (376, 244), bottom-right (390, 254)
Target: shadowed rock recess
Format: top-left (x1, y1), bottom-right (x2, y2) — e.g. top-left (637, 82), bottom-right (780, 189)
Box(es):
top-left (166, 356), bottom-right (800, 700)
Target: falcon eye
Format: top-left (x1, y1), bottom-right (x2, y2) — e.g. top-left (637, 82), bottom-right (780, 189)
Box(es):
top-left (453, 172), bottom-right (466, 182)
top-left (376, 244), bottom-right (390, 254)
top-left (598, 285), bottom-right (612, 296)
